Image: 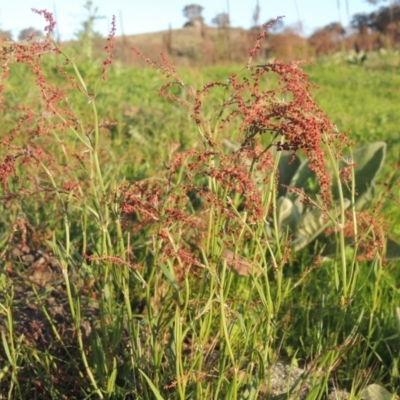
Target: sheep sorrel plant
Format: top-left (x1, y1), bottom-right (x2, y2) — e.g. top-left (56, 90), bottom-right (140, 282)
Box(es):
top-left (1, 11), bottom-right (398, 399)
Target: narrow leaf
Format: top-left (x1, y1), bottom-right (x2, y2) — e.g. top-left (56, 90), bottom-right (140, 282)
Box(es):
top-left (106, 357), bottom-right (118, 394)
top-left (138, 369), bottom-right (165, 400)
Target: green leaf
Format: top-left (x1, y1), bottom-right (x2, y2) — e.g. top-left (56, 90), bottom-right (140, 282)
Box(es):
top-left (138, 369), bottom-right (165, 400)
top-left (0, 273), bottom-right (6, 291)
top-left (277, 197), bottom-right (294, 228)
top-left (332, 142), bottom-right (386, 209)
top-left (1, 331), bottom-right (12, 364)
top-left (277, 151), bottom-right (301, 197)
top-left (386, 237), bottom-right (400, 260)
top-left (277, 197), bottom-right (302, 232)
top-left (287, 158), bottom-right (317, 200)
top-left (291, 200), bottom-right (350, 251)
top-left (160, 261), bottom-right (179, 291)
top-left (291, 206), bottom-right (325, 251)
top-left (0, 361), bottom-right (10, 380)
top-left (361, 383), bottom-right (397, 400)
top-left (106, 357), bottom-right (118, 394)
top-left (222, 138), bottom-right (240, 152)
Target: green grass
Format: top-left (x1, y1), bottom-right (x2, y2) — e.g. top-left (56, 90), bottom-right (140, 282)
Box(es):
top-left (1, 31), bottom-right (400, 400)
top-left (307, 60), bottom-right (400, 146)
top-left (305, 60), bottom-right (400, 238)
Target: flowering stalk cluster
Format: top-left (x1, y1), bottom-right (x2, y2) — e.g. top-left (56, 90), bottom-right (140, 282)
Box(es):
top-left (0, 10), bottom-right (118, 203)
top-left (129, 23), bottom-right (354, 256)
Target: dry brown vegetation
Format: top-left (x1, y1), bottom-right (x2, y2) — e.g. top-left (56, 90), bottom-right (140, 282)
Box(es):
top-left (87, 22), bottom-right (400, 67)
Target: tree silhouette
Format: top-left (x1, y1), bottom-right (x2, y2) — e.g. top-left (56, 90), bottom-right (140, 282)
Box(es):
top-left (211, 13), bottom-right (229, 28)
top-left (0, 29), bottom-right (12, 40)
top-left (373, 4), bottom-right (400, 31)
top-left (352, 3), bottom-right (400, 32)
top-left (364, 0), bottom-right (398, 4)
top-left (309, 22), bottom-right (345, 55)
top-left (183, 4), bottom-right (204, 26)
top-left (351, 12), bottom-right (372, 32)
top-left (18, 27), bottom-right (43, 41)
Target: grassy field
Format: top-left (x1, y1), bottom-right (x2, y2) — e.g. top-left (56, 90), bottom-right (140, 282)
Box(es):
top-left (306, 55), bottom-right (400, 238)
top-left (1, 23), bottom-right (400, 399)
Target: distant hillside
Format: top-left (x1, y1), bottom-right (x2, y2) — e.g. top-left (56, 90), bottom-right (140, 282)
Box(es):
top-left (96, 24), bottom-right (314, 66)
top-left (90, 21), bottom-right (397, 66)
top-left (110, 25), bottom-right (257, 66)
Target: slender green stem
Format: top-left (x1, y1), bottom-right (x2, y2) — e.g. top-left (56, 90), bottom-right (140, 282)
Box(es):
top-left (324, 134), bottom-right (348, 298)
top-left (175, 305), bottom-right (186, 399)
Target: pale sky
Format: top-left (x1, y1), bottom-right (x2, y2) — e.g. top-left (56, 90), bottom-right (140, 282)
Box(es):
top-left (0, 1), bottom-right (378, 40)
